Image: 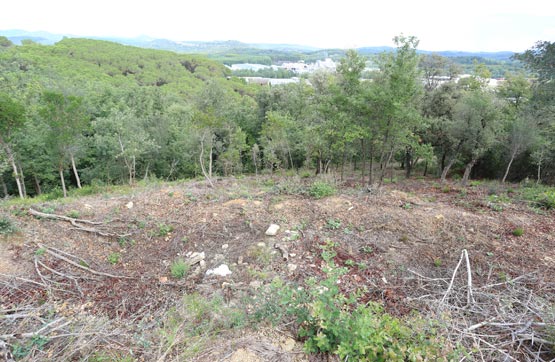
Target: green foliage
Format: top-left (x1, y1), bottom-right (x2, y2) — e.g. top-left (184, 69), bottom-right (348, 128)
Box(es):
top-left (170, 259), bottom-right (189, 279)
top-left (253, 242), bottom-right (460, 360)
top-left (0, 215), bottom-right (17, 234)
top-left (512, 227), bottom-right (524, 237)
top-left (519, 185), bottom-right (555, 209)
top-left (156, 223), bottom-right (174, 237)
top-left (66, 210), bottom-right (80, 218)
top-left (107, 252), bottom-right (121, 265)
top-left (308, 181), bottom-right (335, 199)
top-left (35, 247), bottom-right (46, 256)
top-left (12, 335), bottom-right (49, 359)
top-left (325, 218), bottom-right (341, 230)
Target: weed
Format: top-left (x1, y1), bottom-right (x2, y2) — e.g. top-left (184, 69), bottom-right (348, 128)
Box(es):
top-left (308, 181), bottom-right (336, 199)
top-left (12, 335), bottom-right (49, 359)
top-left (434, 258), bottom-right (442, 267)
top-left (512, 227), bottom-right (524, 237)
top-left (402, 202), bottom-right (412, 210)
top-left (247, 245), bottom-right (273, 265)
top-left (442, 185), bottom-right (451, 193)
top-left (156, 223), bottom-right (174, 237)
top-left (107, 253), bottom-right (121, 265)
top-left (361, 246), bottom-right (373, 254)
top-left (170, 259), bottom-right (189, 279)
top-left (0, 216), bottom-right (17, 235)
top-left (66, 210), bottom-right (80, 218)
top-left (325, 218), bottom-right (341, 230)
top-left (344, 259), bottom-right (355, 267)
top-left (35, 247), bottom-right (46, 256)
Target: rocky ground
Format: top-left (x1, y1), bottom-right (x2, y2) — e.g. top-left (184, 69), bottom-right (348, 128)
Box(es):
top-left (1, 175), bottom-right (554, 361)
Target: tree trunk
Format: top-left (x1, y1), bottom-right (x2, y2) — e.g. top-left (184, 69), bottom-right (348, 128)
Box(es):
top-left (1, 144), bottom-right (24, 198)
top-left (340, 146), bottom-right (347, 181)
top-left (378, 147), bottom-right (395, 187)
top-left (18, 162), bottom-right (26, 197)
top-left (0, 175), bottom-right (7, 198)
top-left (360, 139), bottom-right (366, 185)
top-left (368, 143), bottom-right (374, 186)
top-left (423, 160), bottom-right (428, 177)
top-left (537, 162), bottom-right (542, 184)
top-left (501, 150), bottom-right (517, 184)
top-left (59, 166), bottom-right (67, 197)
top-left (33, 175), bottom-right (42, 195)
top-left (440, 158), bottom-right (456, 183)
top-left (461, 158), bottom-right (478, 186)
top-left (199, 135), bottom-right (214, 187)
top-left (70, 153), bottom-right (82, 188)
top-left (440, 151), bottom-right (447, 176)
top-left (405, 147), bottom-right (412, 179)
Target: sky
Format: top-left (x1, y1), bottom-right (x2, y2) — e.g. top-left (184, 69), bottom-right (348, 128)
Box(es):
top-left (2, 0), bottom-right (555, 52)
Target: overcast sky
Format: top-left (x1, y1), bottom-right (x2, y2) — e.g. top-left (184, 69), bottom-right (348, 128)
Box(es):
top-left (2, 0), bottom-right (555, 52)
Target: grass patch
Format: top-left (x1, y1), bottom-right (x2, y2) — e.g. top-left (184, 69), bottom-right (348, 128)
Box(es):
top-left (512, 227), bottom-right (524, 237)
top-left (170, 259), bottom-right (189, 279)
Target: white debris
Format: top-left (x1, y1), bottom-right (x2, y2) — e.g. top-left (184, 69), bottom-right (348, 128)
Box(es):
top-left (265, 224), bottom-right (280, 236)
top-left (206, 264), bottom-right (232, 277)
top-left (125, 201), bottom-right (134, 209)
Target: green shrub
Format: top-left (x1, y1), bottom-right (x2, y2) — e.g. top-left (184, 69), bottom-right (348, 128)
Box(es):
top-left (253, 242), bottom-right (461, 360)
top-left (170, 259), bottom-right (189, 279)
top-left (0, 216), bottom-right (17, 235)
top-left (536, 191), bottom-right (555, 210)
top-left (309, 181), bottom-right (335, 199)
top-left (512, 227), bottom-right (524, 237)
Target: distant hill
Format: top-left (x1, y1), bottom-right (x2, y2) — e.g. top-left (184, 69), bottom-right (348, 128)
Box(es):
top-left (0, 29), bottom-right (522, 76)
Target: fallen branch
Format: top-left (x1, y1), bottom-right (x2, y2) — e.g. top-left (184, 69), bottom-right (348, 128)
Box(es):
top-left (37, 243), bottom-right (134, 279)
top-left (29, 208), bottom-right (119, 237)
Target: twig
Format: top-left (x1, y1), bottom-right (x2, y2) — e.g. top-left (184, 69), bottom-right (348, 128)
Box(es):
top-left (439, 250), bottom-right (465, 307)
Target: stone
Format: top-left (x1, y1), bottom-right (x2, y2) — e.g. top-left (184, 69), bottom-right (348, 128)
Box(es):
top-left (280, 337), bottom-right (296, 352)
top-left (222, 244), bottom-right (229, 249)
top-left (125, 201), bottom-right (134, 209)
top-left (287, 263), bottom-right (297, 272)
top-left (265, 224), bottom-right (280, 236)
top-left (206, 264), bottom-right (232, 277)
top-left (256, 242), bottom-right (266, 247)
top-left (187, 252), bottom-right (205, 266)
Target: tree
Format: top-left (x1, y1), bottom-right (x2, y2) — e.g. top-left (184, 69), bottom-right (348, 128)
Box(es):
top-left (39, 91), bottom-right (89, 196)
top-left (371, 35), bottom-right (423, 185)
top-left (419, 54), bottom-right (460, 91)
top-left (93, 108), bottom-right (158, 185)
top-left (0, 92), bottom-right (26, 198)
top-left (447, 90), bottom-right (501, 186)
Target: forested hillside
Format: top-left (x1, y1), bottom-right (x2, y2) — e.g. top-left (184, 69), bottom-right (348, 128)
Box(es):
top-left (1, 36), bottom-right (554, 199)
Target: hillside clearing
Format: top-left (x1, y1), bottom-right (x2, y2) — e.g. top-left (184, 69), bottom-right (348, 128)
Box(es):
top-left (1, 176), bottom-right (554, 361)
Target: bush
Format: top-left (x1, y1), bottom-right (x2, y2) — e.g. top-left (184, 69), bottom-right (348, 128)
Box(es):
top-left (170, 259), bottom-right (189, 279)
top-left (512, 227), bottom-right (524, 237)
top-left (308, 181), bottom-right (335, 199)
top-left (0, 216), bottom-right (17, 235)
top-left (253, 241), bottom-right (461, 360)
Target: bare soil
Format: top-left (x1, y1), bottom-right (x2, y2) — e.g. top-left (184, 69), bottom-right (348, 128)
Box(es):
top-left (1, 176), bottom-right (554, 361)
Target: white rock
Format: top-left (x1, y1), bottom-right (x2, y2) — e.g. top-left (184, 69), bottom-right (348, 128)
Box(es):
top-left (256, 242), bottom-right (266, 247)
top-left (206, 264), bottom-right (232, 277)
top-left (265, 224), bottom-right (280, 236)
top-left (222, 244), bottom-right (229, 249)
top-left (126, 201), bottom-right (134, 209)
top-left (287, 263), bottom-right (298, 272)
